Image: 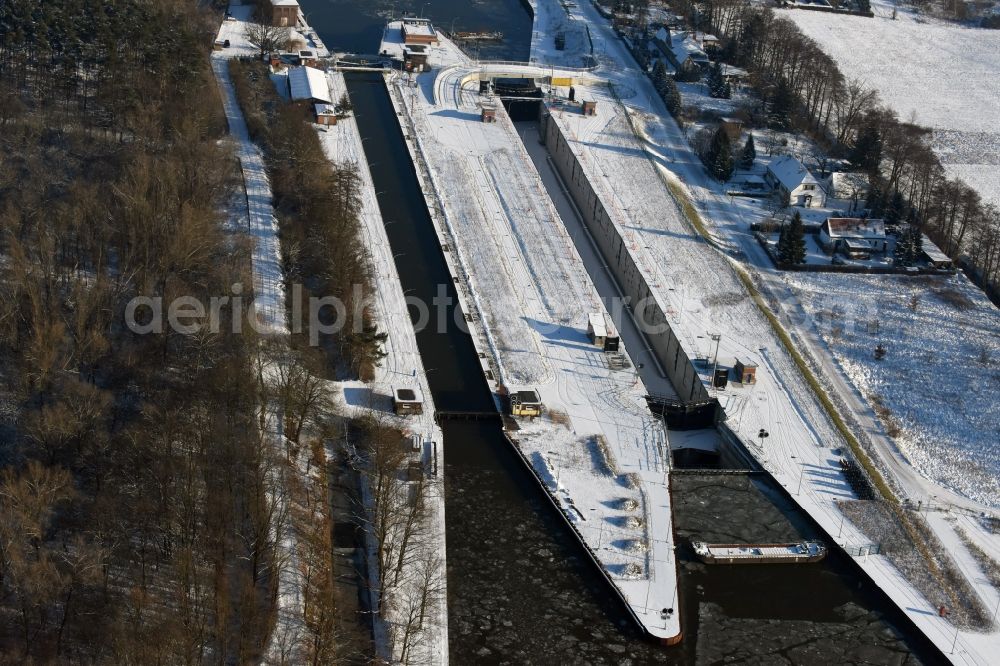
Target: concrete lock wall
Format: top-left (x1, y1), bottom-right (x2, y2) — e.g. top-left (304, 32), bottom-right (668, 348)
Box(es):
top-left (541, 110), bottom-right (710, 403)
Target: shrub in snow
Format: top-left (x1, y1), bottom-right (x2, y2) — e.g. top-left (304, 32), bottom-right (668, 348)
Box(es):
top-left (619, 539), bottom-right (648, 553)
top-left (621, 472), bottom-right (641, 489)
top-left (619, 498), bottom-right (640, 511)
top-left (625, 516), bottom-right (644, 529)
top-left (622, 563), bottom-right (643, 579)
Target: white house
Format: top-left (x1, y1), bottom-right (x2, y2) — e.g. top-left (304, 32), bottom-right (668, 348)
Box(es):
top-left (766, 156), bottom-right (823, 208)
top-left (819, 217), bottom-right (887, 258)
top-left (653, 28), bottom-right (710, 72)
top-left (287, 65), bottom-right (331, 104)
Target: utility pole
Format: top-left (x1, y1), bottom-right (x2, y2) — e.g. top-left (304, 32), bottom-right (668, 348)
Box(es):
top-left (710, 333), bottom-right (722, 385)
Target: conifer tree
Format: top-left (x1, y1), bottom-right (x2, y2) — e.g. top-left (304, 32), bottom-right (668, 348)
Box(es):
top-left (705, 126), bottom-right (734, 181)
top-left (740, 133), bottom-right (756, 169)
top-left (768, 78), bottom-right (794, 129)
top-left (779, 211), bottom-right (806, 266)
top-left (884, 190), bottom-right (905, 227)
top-left (850, 120), bottom-right (882, 174)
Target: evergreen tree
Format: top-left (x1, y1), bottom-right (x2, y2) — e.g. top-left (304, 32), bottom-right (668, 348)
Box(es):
top-left (708, 62), bottom-right (724, 98)
top-left (652, 59), bottom-right (669, 94)
top-left (768, 78), bottom-right (794, 129)
top-left (884, 190), bottom-right (905, 227)
top-left (866, 182), bottom-right (884, 216)
top-left (850, 120), bottom-right (882, 174)
top-left (893, 227), bottom-right (913, 266)
top-left (662, 74), bottom-right (682, 116)
top-left (894, 217), bottom-right (924, 266)
top-left (705, 126), bottom-right (734, 181)
top-left (777, 222), bottom-right (790, 263)
top-left (653, 60), bottom-right (682, 117)
top-left (740, 133), bottom-right (756, 169)
top-left (779, 211), bottom-right (806, 266)
top-left (908, 218), bottom-right (924, 262)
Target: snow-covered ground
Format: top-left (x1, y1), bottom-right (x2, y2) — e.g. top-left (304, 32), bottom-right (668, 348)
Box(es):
top-left (214, 6), bottom-right (288, 334)
top-left (784, 271), bottom-right (1000, 507)
top-left (316, 70), bottom-right (449, 666)
top-left (528, 0), bottom-right (1000, 661)
top-left (382, 23), bottom-right (682, 642)
top-left (782, 1), bottom-right (1000, 206)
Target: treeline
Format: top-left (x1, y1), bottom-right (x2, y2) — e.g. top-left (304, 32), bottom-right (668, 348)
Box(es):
top-left (229, 59), bottom-right (386, 379)
top-left (0, 1), bottom-right (283, 662)
top-left (679, 0), bottom-right (1000, 295)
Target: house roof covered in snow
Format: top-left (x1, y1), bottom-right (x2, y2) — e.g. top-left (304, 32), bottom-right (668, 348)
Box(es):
top-left (822, 217), bottom-right (886, 239)
top-left (314, 103), bottom-right (336, 116)
top-left (671, 33), bottom-right (709, 65)
top-left (767, 156), bottom-right (819, 192)
top-left (921, 234), bottom-right (952, 264)
top-left (288, 65), bottom-right (330, 103)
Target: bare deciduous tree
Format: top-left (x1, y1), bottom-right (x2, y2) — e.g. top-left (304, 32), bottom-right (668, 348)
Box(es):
top-left (245, 20), bottom-right (289, 59)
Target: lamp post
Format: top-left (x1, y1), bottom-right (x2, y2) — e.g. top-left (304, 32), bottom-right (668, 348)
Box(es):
top-left (758, 428), bottom-right (769, 450)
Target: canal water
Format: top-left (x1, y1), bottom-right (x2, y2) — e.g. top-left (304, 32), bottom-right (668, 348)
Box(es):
top-left (305, 0), bottom-right (945, 662)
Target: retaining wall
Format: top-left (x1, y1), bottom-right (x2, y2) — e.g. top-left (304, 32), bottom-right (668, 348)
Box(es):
top-left (540, 109), bottom-right (710, 404)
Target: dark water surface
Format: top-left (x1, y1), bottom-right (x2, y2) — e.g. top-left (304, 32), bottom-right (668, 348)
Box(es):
top-left (305, 1), bottom-right (944, 662)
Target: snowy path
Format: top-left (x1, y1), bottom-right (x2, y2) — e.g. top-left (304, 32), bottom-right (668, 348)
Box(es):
top-left (212, 8), bottom-right (300, 658)
top-left (528, 0), bottom-right (1000, 661)
top-left (388, 26), bottom-right (681, 643)
top-left (211, 51), bottom-right (287, 333)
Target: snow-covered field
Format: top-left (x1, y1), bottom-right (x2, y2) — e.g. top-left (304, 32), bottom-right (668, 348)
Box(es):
top-left (786, 271), bottom-right (1000, 506)
top-left (783, 3), bottom-right (1000, 205)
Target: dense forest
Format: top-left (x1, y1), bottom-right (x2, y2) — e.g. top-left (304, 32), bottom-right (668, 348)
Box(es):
top-left (0, 0), bottom-right (284, 661)
top-left (675, 0), bottom-right (1000, 297)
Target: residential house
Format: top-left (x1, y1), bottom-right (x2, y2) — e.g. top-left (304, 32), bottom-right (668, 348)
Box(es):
top-left (694, 31), bottom-right (720, 52)
top-left (819, 217), bottom-right (887, 258)
top-left (766, 156), bottom-right (823, 208)
top-left (653, 28), bottom-right (710, 72)
top-left (268, 0), bottom-right (298, 27)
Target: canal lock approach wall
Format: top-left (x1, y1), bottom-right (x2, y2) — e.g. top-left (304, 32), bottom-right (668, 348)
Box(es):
top-left (539, 107), bottom-right (710, 406)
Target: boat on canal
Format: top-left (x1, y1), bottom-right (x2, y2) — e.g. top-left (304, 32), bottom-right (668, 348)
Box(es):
top-left (692, 540), bottom-right (827, 564)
